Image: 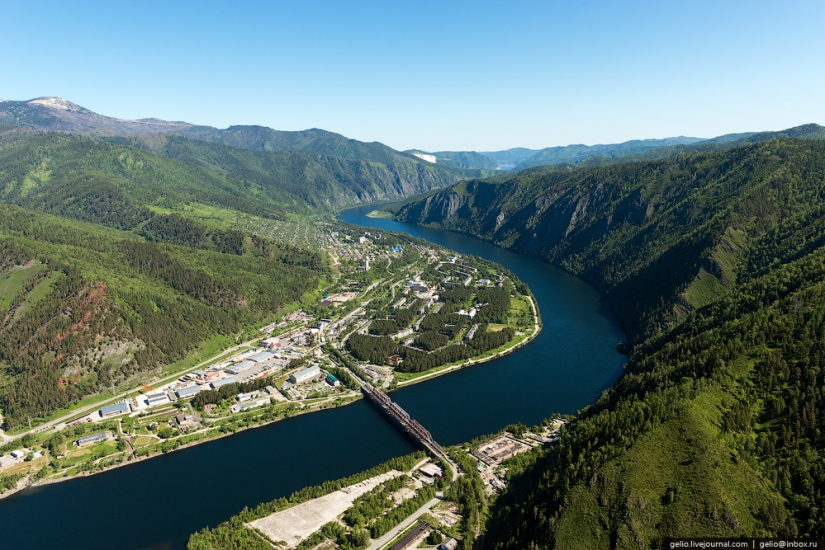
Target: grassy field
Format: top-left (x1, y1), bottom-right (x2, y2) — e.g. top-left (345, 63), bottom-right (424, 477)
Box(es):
top-left (0, 261), bottom-right (45, 309)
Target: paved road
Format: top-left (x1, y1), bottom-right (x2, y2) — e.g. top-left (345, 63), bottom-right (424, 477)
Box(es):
top-left (366, 496), bottom-right (441, 550)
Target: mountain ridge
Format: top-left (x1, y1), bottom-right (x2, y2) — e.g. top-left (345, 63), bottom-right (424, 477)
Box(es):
top-left (389, 136), bottom-right (825, 547)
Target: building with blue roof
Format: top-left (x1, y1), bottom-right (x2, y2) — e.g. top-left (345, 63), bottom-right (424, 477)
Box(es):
top-left (99, 402), bottom-right (130, 418)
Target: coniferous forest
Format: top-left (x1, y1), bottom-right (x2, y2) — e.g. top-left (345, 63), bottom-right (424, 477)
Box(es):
top-left (395, 136), bottom-right (825, 547)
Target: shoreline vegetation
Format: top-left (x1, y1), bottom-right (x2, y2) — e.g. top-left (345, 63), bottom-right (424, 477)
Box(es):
top-left (0, 217), bottom-right (541, 500)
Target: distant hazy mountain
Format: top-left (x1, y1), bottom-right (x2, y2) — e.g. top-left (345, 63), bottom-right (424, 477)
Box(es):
top-left (479, 148), bottom-right (540, 169)
top-left (405, 149), bottom-right (500, 170)
top-left (574, 124), bottom-right (825, 167)
top-left (0, 97), bottom-right (193, 134)
top-left (513, 136), bottom-right (706, 170)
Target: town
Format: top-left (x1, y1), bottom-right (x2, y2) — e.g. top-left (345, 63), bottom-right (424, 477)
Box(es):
top-left (0, 220), bottom-right (540, 499)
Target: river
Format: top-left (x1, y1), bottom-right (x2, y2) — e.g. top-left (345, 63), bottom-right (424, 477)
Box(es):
top-left (0, 205), bottom-right (626, 549)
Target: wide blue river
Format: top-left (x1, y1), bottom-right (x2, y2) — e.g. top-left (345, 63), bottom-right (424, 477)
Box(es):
top-left (0, 205), bottom-right (626, 549)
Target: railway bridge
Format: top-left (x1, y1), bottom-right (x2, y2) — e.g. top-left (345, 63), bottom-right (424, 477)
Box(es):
top-left (361, 383), bottom-right (448, 462)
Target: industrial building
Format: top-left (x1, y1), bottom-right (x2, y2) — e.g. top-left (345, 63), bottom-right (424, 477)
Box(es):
top-left (226, 360), bottom-right (256, 375)
top-left (288, 365), bottom-right (321, 384)
top-left (419, 463), bottom-right (444, 479)
top-left (76, 431), bottom-right (108, 447)
top-left (260, 337), bottom-right (281, 349)
top-left (175, 385), bottom-right (202, 399)
top-left (210, 378), bottom-right (235, 389)
top-left (99, 401), bottom-right (130, 418)
top-left (326, 373), bottom-right (340, 387)
top-left (249, 350), bottom-right (277, 363)
top-left (145, 393), bottom-right (168, 407)
top-left (438, 539), bottom-right (458, 550)
top-left (391, 521), bottom-right (430, 550)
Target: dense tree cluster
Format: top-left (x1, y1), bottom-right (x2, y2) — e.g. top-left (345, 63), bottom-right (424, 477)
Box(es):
top-left (347, 324), bottom-right (514, 373)
top-left (141, 214), bottom-right (245, 255)
top-left (446, 449), bottom-right (487, 550)
top-left (343, 475), bottom-right (408, 527)
top-left (413, 330), bottom-right (449, 351)
top-left (369, 484), bottom-right (436, 538)
top-left (473, 287), bottom-right (512, 323)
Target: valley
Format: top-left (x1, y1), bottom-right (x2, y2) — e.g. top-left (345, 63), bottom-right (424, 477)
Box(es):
top-left (0, 95), bottom-right (822, 550)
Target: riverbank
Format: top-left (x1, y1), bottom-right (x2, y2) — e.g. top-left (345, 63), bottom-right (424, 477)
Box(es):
top-left (1, 298), bottom-right (540, 500)
top-left (0, 394), bottom-right (364, 501)
top-left (3, 295), bottom-right (538, 500)
top-left (396, 293), bottom-right (541, 388)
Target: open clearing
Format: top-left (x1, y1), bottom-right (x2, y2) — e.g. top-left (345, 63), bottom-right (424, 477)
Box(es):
top-left (249, 470), bottom-right (403, 547)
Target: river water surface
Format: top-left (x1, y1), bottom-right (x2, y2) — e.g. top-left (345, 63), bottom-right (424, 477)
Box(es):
top-left (0, 205), bottom-right (626, 549)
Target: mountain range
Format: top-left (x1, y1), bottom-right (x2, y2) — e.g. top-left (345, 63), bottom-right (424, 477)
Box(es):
top-left (388, 128), bottom-right (825, 547)
top-left (2, 94), bottom-right (825, 546)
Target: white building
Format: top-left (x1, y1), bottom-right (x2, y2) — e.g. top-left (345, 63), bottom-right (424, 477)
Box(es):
top-left (289, 365), bottom-right (321, 384)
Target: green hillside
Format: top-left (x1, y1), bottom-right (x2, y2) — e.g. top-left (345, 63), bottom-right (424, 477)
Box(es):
top-left (391, 137), bottom-right (825, 546)
top-left (179, 125), bottom-right (410, 164)
top-left (0, 205), bottom-right (323, 429)
top-left (513, 136), bottom-right (704, 170)
top-left (108, 133), bottom-right (492, 208)
top-left (0, 129), bottom-right (309, 221)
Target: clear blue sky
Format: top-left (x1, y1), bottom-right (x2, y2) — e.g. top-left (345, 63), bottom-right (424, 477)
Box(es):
top-left (2, 0), bottom-right (823, 151)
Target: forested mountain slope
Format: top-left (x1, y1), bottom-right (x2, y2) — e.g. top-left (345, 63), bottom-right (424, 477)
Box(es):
top-left (395, 138), bottom-right (825, 340)
top-left (107, 133), bottom-right (491, 208)
top-left (391, 138), bottom-right (825, 547)
top-left (0, 129), bottom-right (309, 220)
top-left (513, 136), bottom-right (704, 170)
top-left (178, 125), bottom-right (409, 164)
top-left (0, 205), bottom-right (322, 429)
top-left (484, 203), bottom-right (825, 547)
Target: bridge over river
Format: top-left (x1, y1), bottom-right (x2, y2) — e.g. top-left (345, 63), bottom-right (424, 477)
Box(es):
top-left (361, 382), bottom-right (447, 460)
